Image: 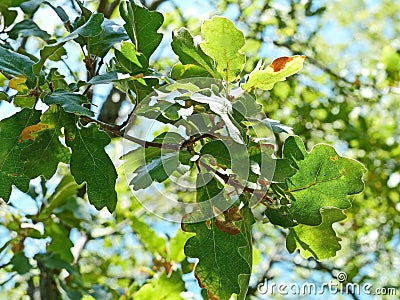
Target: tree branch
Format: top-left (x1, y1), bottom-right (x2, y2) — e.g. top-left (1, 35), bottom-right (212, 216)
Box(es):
top-left (80, 115), bottom-right (178, 149)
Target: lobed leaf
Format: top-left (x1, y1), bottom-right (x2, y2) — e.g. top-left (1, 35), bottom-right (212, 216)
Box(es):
top-left (283, 135), bottom-right (366, 225)
top-left (200, 140), bottom-right (232, 169)
top-left (20, 105), bottom-right (71, 179)
top-left (169, 229), bottom-right (194, 262)
top-left (114, 40), bottom-right (149, 74)
top-left (237, 205), bottom-right (255, 299)
top-left (286, 208), bottom-right (346, 260)
top-left (0, 109), bottom-right (41, 201)
top-left (200, 16), bottom-right (245, 82)
top-left (183, 206), bottom-right (254, 300)
top-left (66, 123), bottom-right (117, 212)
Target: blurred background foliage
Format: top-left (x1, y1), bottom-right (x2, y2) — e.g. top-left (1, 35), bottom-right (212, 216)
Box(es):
top-left (0, 0), bottom-right (399, 299)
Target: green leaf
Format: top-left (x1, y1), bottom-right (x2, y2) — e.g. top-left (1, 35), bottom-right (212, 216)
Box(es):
top-left (120, 41), bottom-right (145, 67)
top-left (171, 28), bottom-right (217, 77)
top-left (11, 251), bottom-right (32, 274)
top-left (48, 46), bottom-right (66, 62)
top-left (0, 6), bottom-right (17, 28)
top-left (130, 78), bottom-right (160, 101)
top-left (169, 229), bottom-right (194, 262)
top-left (242, 55), bottom-right (306, 91)
top-left (200, 140), bottom-right (231, 168)
top-left (170, 62), bottom-right (213, 80)
top-left (20, 0), bottom-right (42, 15)
top-left (196, 173), bottom-right (223, 203)
top-left (8, 19), bottom-right (50, 40)
top-left (114, 41), bottom-right (148, 74)
top-left (283, 135), bottom-right (366, 225)
top-left (136, 100), bottom-right (183, 121)
top-left (35, 174), bottom-right (81, 221)
top-left (112, 75), bottom-right (158, 102)
top-left (44, 220), bottom-right (74, 263)
top-left (1, 0), bottom-right (29, 7)
top-left (75, 12), bottom-right (103, 38)
top-left (0, 109), bottom-right (41, 201)
top-left (264, 206), bottom-right (298, 228)
top-left (272, 158), bottom-right (297, 182)
top-left (43, 1), bottom-right (69, 24)
top-left (21, 105), bottom-right (71, 179)
top-left (66, 123), bottom-right (117, 212)
top-left (130, 152), bottom-right (180, 190)
top-left (90, 19), bottom-right (129, 58)
top-left (266, 118), bottom-right (293, 134)
top-left (32, 13), bottom-right (104, 75)
top-left (38, 253), bottom-right (81, 279)
top-left (134, 270), bottom-right (185, 300)
top-left (0, 91), bottom-right (10, 102)
top-left (130, 216), bottom-right (167, 257)
top-left (0, 45), bottom-right (37, 88)
top-left (200, 16), bottom-right (245, 82)
top-left (88, 71), bottom-right (119, 84)
top-left (286, 208), bottom-right (346, 260)
top-left (231, 93), bottom-right (262, 121)
top-left (183, 207), bottom-right (253, 300)
top-left (237, 205), bottom-right (254, 300)
top-left (43, 89), bottom-right (94, 117)
top-left (46, 68), bottom-right (69, 90)
top-left (126, 132), bottom-right (185, 190)
top-left (247, 142), bottom-right (296, 183)
top-left (119, 0), bottom-right (164, 59)
top-left (13, 96), bottom-right (36, 108)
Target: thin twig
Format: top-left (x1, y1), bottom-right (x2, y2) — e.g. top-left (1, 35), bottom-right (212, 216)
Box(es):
top-left (80, 115), bottom-right (182, 150)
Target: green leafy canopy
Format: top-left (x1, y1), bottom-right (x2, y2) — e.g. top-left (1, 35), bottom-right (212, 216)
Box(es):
top-left (0, 2), bottom-right (369, 299)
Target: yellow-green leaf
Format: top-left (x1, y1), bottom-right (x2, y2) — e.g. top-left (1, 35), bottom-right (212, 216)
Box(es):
top-left (200, 16), bottom-right (245, 82)
top-left (8, 75), bottom-right (28, 92)
top-left (286, 208), bottom-right (346, 260)
top-left (242, 55), bottom-right (306, 91)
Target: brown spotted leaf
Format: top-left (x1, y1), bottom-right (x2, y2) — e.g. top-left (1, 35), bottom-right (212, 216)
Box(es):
top-left (0, 109), bottom-right (41, 200)
top-left (21, 105), bottom-right (70, 179)
top-left (242, 55), bottom-right (305, 91)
